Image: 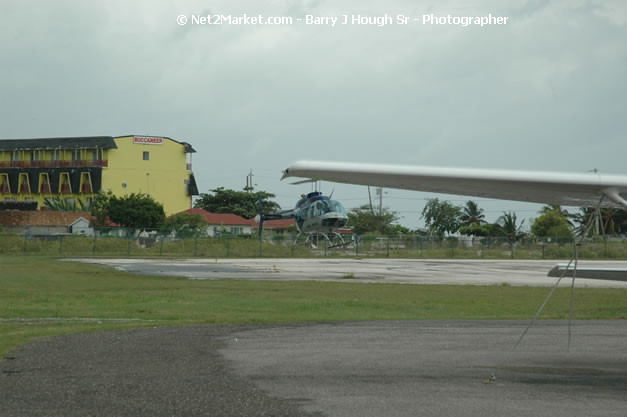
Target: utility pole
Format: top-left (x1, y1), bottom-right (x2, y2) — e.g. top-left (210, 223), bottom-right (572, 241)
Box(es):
top-left (245, 169), bottom-right (254, 192)
top-left (376, 187), bottom-right (383, 214)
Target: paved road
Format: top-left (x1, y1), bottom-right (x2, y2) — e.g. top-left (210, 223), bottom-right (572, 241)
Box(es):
top-left (71, 258), bottom-right (627, 287)
top-left (222, 321), bottom-right (627, 417)
top-left (0, 325), bottom-right (317, 417)
top-left (2, 321), bottom-right (626, 417)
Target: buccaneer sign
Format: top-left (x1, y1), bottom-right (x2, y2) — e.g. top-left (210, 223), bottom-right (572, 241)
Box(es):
top-left (134, 136), bottom-right (164, 145)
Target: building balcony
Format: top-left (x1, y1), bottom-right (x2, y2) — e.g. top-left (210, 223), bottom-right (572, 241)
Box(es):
top-left (0, 160), bottom-right (108, 169)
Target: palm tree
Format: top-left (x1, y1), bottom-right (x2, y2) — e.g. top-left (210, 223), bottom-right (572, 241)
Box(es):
top-left (497, 211), bottom-right (525, 241)
top-left (539, 204), bottom-right (574, 227)
top-left (458, 201), bottom-right (486, 227)
top-left (616, 209), bottom-right (627, 234)
top-left (44, 196), bottom-right (90, 211)
top-left (601, 208), bottom-right (617, 235)
top-left (574, 207), bottom-right (627, 236)
top-left (573, 207), bottom-right (597, 236)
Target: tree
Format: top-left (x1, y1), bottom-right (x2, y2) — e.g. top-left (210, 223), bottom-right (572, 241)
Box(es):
top-left (347, 205), bottom-right (401, 235)
top-left (573, 207), bottom-right (627, 236)
top-left (90, 192), bottom-right (165, 231)
top-left (421, 198), bottom-right (462, 237)
top-left (107, 193), bottom-right (165, 230)
top-left (90, 191), bottom-right (113, 227)
top-left (539, 205), bottom-right (574, 227)
top-left (573, 207), bottom-right (599, 236)
top-left (386, 223), bottom-right (411, 235)
top-left (459, 223), bottom-right (504, 237)
top-left (194, 187), bottom-right (280, 219)
top-left (531, 210), bottom-right (573, 239)
top-left (498, 211), bottom-right (526, 241)
top-left (164, 213), bottom-right (208, 238)
top-left (459, 200), bottom-right (486, 227)
top-left (616, 209), bottom-right (627, 234)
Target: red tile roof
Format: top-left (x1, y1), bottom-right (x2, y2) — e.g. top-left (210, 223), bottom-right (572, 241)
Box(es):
top-left (176, 208), bottom-right (296, 229)
top-left (0, 211), bottom-right (91, 226)
top-left (178, 208), bottom-right (255, 226)
top-left (262, 218), bottom-right (295, 229)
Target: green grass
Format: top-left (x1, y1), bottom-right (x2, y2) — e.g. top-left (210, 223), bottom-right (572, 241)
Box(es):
top-left (1, 256), bottom-right (625, 358)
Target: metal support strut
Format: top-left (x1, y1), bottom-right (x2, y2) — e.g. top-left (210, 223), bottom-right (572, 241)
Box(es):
top-left (514, 196), bottom-right (605, 351)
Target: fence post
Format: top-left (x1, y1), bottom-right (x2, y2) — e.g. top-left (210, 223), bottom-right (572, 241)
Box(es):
top-left (259, 234), bottom-right (263, 257)
top-left (541, 241), bottom-right (545, 259)
top-left (604, 236), bottom-right (608, 258)
top-left (419, 237), bottom-right (423, 257)
top-left (127, 234), bottom-right (131, 256)
top-left (386, 237), bottom-right (390, 257)
top-left (160, 239), bottom-right (164, 256)
top-left (59, 235), bottom-right (63, 256)
top-left (227, 236), bottom-right (231, 257)
top-left (511, 240), bottom-right (514, 259)
top-left (23, 234), bottom-right (27, 254)
top-left (355, 236), bottom-right (359, 256)
top-left (194, 236), bottom-right (198, 257)
top-left (324, 237), bottom-right (328, 257)
top-left (92, 233), bottom-right (96, 254)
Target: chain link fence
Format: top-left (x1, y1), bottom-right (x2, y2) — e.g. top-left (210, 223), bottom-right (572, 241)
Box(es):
top-left (1, 229), bottom-right (626, 259)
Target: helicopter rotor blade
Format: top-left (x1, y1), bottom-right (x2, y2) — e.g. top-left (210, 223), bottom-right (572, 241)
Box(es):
top-left (290, 179), bottom-right (317, 185)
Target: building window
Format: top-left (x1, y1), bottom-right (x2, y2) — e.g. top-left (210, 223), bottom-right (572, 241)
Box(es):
top-left (0, 174), bottom-right (10, 193)
top-left (39, 173), bottom-right (51, 194)
top-left (143, 152), bottom-right (149, 161)
top-left (60, 173), bottom-right (71, 194)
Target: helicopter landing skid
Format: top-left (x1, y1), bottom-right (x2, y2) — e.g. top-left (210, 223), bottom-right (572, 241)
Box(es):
top-left (292, 232), bottom-right (347, 249)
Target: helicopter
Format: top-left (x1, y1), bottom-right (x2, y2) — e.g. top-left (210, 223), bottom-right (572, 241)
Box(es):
top-left (255, 190), bottom-right (349, 247)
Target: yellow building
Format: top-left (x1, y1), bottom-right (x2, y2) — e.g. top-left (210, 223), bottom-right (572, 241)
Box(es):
top-left (0, 135), bottom-right (198, 215)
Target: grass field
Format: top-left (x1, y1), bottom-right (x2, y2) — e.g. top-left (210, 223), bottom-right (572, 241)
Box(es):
top-left (1, 256), bottom-right (626, 358)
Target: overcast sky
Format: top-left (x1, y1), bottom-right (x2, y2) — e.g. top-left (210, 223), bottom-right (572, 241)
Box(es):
top-left (1, 0), bottom-right (625, 229)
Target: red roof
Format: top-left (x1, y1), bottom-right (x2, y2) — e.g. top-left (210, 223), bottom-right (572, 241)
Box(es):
top-left (0, 211), bottom-right (91, 227)
top-left (178, 208), bottom-right (255, 226)
top-left (177, 208), bottom-right (296, 229)
top-left (262, 218), bottom-right (295, 229)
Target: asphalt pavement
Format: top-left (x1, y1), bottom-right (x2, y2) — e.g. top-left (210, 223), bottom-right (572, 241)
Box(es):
top-left (1, 321), bottom-right (626, 417)
top-left (70, 258), bottom-right (627, 287)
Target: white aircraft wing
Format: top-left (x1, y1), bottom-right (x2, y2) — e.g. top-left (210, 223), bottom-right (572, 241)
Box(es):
top-left (548, 264), bottom-right (627, 282)
top-left (282, 161), bottom-right (627, 208)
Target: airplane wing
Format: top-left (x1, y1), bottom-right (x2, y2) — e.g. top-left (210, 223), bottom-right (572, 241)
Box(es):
top-left (548, 264), bottom-right (627, 282)
top-left (282, 161), bottom-right (627, 208)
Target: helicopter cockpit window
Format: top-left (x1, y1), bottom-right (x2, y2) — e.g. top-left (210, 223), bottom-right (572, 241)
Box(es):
top-left (328, 200), bottom-right (347, 214)
top-left (314, 201), bottom-right (328, 216)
